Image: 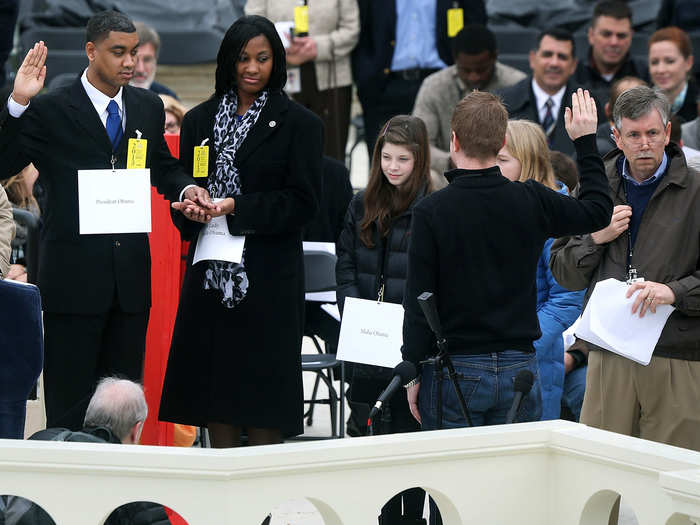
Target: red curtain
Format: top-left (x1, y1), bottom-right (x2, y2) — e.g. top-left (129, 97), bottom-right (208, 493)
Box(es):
top-left (141, 133), bottom-right (182, 447)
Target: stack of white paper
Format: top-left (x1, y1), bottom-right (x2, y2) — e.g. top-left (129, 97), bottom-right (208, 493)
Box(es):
top-left (575, 278), bottom-right (675, 365)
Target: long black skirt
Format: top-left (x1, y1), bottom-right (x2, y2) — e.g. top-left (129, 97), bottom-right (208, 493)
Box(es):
top-left (159, 257), bottom-right (304, 438)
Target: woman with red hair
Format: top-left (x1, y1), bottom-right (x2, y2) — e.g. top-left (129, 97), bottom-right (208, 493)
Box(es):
top-left (649, 26), bottom-right (697, 122)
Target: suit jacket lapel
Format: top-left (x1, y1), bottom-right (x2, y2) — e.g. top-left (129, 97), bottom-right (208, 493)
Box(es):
top-left (235, 92), bottom-right (289, 166)
top-left (117, 86), bottom-right (141, 157)
top-left (68, 78), bottom-right (113, 152)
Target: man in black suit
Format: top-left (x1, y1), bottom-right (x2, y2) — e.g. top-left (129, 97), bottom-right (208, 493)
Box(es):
top-left (352, 0), bottom-right (487, 155)
top-left (0, 11), bottom-right (213, 430)
top-left (498, 28), bottom-right (581, 157)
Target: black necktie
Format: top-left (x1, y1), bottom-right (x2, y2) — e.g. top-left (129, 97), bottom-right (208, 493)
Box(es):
top-left (542, 98), bottom-right (555, 146)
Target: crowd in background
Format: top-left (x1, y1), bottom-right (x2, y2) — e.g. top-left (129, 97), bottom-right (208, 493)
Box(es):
top-left (1, 1), bottom-right (700, 523)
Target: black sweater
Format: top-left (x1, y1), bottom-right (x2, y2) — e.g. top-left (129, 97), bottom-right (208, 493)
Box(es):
top-left (401, 134), bottom-right (613, 365)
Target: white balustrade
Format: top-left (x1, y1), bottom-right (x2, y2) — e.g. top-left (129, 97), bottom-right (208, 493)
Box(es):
top-left (2, 420), bottom-right (700, 524)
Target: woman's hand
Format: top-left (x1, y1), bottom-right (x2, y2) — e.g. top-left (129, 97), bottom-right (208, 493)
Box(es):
top-left (207, 197), bottom-right (235, 217)
top-left (564, 88), bottom-right (598, 141)
top-left (172, 197), bottom-right (235, 222)
top-left (286, 36), bottom-right (318, 66)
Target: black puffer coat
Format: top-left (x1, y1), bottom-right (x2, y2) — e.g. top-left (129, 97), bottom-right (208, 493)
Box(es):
top-left (335, 187), bottom-right (427, 425)
top-left (336, 188), bottom-right (426, 312)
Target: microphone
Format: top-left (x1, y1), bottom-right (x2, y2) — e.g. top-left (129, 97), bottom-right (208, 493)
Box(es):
top-left (417, 291), bottom-right (443, 340)
top-left (505, 369), bottom-right (535, 424)
top-left (368, 361), bottom-right (417, 422)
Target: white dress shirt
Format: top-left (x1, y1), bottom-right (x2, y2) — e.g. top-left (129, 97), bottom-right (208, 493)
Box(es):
top-left (531, 78), bottom-right (566, 125)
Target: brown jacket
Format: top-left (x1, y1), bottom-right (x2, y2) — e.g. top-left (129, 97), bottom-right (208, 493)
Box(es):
top-left (550, 143), bottom-right (700, 361)
top-left (0, 184), bottom-right (14, 278)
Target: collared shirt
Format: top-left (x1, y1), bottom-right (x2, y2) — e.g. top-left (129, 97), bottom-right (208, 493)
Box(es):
top-left (391, 0), bottom-right (447, 71)
top-left (622, 152), bottom-right (669, 186)
top-left (671, 82), bottom-right (689, 115)
top-left (80, 69), bottom-right (126, 132)
top-left (531, 78), bottom-right (566, 125)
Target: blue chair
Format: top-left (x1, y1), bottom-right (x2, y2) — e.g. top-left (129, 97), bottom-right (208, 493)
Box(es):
top-left (0, 279), bottom-right (44, 439)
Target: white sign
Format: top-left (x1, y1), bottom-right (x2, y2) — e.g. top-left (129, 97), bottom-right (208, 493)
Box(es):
top-left (78, 169), bottom-right (151, 234)
top-left (192, 212), bottom-right (245, 265)
top-left (274, 21), bottom-right (294, 48)
top-left (576, 278), bottom-right (675, 365)
top-left (337, 297), bottom-right (404, 368)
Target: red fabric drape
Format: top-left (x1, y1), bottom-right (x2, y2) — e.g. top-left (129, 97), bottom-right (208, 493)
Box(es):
top-left (141, 133), bottom-right (182, 447)
top-left (143, 134), bottom-right (189, 524)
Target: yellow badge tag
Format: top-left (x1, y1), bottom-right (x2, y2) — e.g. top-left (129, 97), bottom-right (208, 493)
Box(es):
top-left (126, 138), bottom-right (147, 169)
top-left (193, 145), bottom-right (209, 178)
top-left (447, 8), bottom-right (464, 38)
top-left (294, 5), bottom-right (309, 35)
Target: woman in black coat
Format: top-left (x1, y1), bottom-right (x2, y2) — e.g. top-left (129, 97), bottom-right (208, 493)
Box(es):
top-left (159, 15), bottom-right (323, 447)
top-left (335, 115), bottom-right (431, 525)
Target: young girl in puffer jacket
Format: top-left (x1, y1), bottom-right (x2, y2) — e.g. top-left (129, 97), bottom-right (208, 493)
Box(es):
top-left (335, 114), bottom-right (432, 525)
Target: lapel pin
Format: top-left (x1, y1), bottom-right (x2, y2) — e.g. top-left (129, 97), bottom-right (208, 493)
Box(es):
top-left (269, 120), bottom-right (276, 128)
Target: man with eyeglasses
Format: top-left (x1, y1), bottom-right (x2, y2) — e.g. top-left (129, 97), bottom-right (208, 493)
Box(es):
top-left (574, 0), bottom-right (648, 108)
top-left (550, 85), bottom-right (700, 455)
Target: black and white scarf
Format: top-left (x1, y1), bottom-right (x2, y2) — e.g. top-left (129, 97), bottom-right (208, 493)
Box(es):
top-left (203, 89), bottom-right (268, 308)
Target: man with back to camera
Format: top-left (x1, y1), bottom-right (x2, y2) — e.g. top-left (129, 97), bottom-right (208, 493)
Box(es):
top-left (130, 21), bottom-right (178, 99)
top-left (401, 88), bottom-right (612, 433)
top-left (0, 10), bottom-right (215, 431)
top-left (498, 28), bottom-right (583, 157)
top-left (413, 24), bottom-right (526, 180)
top-left (550, 85), bottom-right (700, 454)
top-left (574, 0), bottom-right (648, 108)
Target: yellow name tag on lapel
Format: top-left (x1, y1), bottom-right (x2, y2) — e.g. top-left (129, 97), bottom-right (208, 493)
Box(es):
top-left (294, 6), bottom-right (309, 34)
top-left (447, 8), bottom-right (464, 38)
top-left (127, 138), bottom-right (147, 169)
top-left (193, 145), bottom-right (209, 178)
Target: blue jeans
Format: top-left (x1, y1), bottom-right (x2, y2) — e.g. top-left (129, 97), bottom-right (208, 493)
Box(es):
top-left (419, 350), bottom-right (542, 430)
top-left (562, 365), bottom-right (587, 421)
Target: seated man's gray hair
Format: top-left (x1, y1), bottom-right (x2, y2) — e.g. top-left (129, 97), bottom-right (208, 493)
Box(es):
top-left (83, 377), bottom-right (148, 441)
top-left (613, 85), bottom-right (670, 131)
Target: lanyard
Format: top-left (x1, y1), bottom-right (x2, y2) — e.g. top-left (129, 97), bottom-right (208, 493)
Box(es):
top-left (620, 177), bottom-right (638, 282)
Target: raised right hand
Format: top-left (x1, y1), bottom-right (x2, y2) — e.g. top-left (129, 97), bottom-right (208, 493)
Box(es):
top-left (12, 41), bottom-right (48, 106)
top-left (564, 88), bottom-right (598, 141)
top-left (591, 204), bottom-right (632, 245)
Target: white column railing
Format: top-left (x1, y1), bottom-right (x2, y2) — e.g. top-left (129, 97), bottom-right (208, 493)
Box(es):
top-left (2, 420), bottom-right (700, 524)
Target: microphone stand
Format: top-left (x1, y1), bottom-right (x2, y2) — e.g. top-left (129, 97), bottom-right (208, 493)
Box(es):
top-left (418, 292), bottom-right (473, 429)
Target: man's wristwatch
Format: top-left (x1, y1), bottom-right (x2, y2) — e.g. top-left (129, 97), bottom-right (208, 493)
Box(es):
top-left (404, 377), bottom-right (420, 389)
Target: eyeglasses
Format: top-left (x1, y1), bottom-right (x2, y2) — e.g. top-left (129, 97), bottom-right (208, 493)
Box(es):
top-left (617, 130), bottom-right (666, 147)
top-left (164, 122), bottom-right (180, 134)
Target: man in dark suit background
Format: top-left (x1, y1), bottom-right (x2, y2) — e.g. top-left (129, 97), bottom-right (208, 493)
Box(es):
top-left (498, 28), bottom-right (581, 157)
top-left (352, 0), bottom-right (487, 156)
top-left (0, 11), bottom-right (212, 430)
